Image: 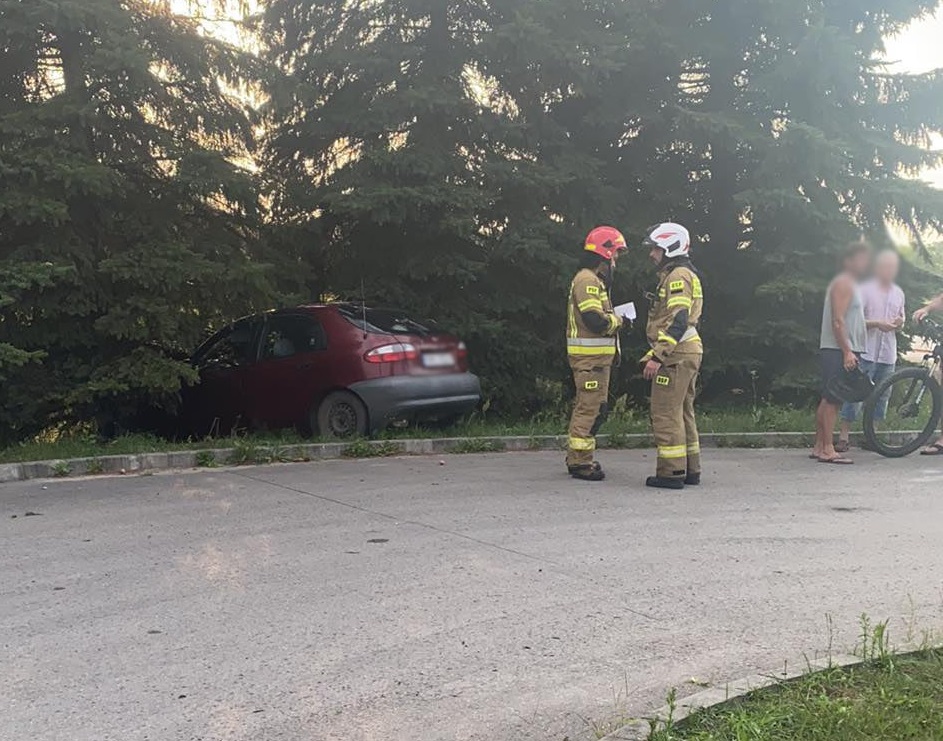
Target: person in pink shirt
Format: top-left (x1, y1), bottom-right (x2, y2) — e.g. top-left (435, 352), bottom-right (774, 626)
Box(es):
top-left (837, 250), bottom-right (905, 452)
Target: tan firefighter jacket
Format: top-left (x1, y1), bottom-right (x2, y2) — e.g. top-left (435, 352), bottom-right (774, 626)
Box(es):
top-left (566, 268), bottom-right (622, 370)
top-left (644, 262), bottom-right (703, 363)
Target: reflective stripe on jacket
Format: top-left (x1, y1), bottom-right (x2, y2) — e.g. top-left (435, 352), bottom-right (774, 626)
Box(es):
top-left (644, 263), bottom-right (703, 362)
top-left (566, 268), bottom-right (621, 361)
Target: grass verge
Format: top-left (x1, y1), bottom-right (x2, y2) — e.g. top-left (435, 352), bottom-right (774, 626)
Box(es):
top-left (0, 405), bottom-right (815, 465)
top-left (649, 648), bottom-right (943, 741)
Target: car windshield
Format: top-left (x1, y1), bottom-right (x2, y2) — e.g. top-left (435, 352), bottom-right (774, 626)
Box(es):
top-left (337, 306), bottom-right (434, 337)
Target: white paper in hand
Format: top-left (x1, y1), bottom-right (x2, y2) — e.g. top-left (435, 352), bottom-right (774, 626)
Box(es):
top-left (614, 302), bottom-right (637, 321)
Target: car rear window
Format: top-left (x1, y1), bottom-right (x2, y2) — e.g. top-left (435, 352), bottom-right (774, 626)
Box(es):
top-left (337, 306), bottom-right (434, 337)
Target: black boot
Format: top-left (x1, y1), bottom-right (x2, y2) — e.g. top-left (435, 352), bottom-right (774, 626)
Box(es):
top-left (646, 476), bottom-right (684, 490)
top-left (569, 462), bottom-right (605, 482)
top-left (685, 472), bottom-right (701, 486)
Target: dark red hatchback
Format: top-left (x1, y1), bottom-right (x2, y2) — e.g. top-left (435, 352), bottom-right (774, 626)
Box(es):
top-left (183, 304), bottom-right (481, 437)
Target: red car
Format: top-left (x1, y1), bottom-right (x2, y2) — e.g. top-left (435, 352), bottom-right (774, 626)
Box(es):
top-left (183, 304), bottom-right (481, 438)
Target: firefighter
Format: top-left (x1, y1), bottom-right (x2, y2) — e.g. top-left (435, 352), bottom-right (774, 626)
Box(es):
top-left (640, 223), bottom-right (704, 490)
top-left (565, 226), bottom-right (628, 481)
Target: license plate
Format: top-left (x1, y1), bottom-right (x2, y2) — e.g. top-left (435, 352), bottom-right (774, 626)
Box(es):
top-left (422, 352), bottom-right (455, 368)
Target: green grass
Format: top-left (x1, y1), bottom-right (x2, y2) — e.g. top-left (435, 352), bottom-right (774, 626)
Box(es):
top-left (649, 649), bottom-right (943, 741)
top-left (0, 404), bottom-right (816, 465)
top-left (194, 450), bottom-right (218, 468)
top-left (698, 405), bottom-right (812, 435)
top-left (0, 430), bottom-right (310, 465)
top-left (447, 438), bottom-right (505, 454)
top-left (341, 440), bottom-right (403, 458)
top-left (374, 404), bottom-right (814, 440)
top-left (226, 438), bottom-right (304, 466)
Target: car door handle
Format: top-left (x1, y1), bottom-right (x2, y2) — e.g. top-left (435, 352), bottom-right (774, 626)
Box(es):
top-left (297, 362), bottom-right (314, 370)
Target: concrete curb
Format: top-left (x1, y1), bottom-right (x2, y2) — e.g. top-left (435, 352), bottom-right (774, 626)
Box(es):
top-left (0, 431), bottom-right (823, 484)
top-left (599, 652), bottom-right (863, 740)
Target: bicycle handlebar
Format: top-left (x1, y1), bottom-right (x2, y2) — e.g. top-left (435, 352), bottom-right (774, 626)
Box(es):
top-left (914, 317), bottom-right (943, 340)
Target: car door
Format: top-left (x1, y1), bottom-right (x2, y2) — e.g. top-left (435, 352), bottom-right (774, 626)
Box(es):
top-left (242, 313), bottom-right (330, 429)
top-left (188, 317), bottom-right (262, 435)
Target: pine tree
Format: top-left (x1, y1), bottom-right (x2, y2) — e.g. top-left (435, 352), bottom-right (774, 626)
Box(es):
top-left (0, 0), bottom-right (273, 442)
top-left (635, 0), bottom-right (943, 398)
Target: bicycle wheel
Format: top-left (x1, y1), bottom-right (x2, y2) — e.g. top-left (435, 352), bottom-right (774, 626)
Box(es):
top-left (863, 367), bottom-right (943, 458)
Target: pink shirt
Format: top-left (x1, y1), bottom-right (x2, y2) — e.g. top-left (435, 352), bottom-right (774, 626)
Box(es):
top-left (860, 278), bottom-right (905, 365)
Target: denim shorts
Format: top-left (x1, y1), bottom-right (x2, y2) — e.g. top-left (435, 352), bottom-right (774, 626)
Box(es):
top-left (840, 360), bottom-right (896, 422)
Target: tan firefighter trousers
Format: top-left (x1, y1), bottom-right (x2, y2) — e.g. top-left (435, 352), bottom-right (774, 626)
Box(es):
top-left (567, 364), bottom-right (612, 468)
top-left (651, 353), bottom-right (702, 479)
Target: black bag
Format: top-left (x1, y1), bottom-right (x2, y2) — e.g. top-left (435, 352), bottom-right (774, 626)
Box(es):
top-left (826, 367), bottom-right (875, 403)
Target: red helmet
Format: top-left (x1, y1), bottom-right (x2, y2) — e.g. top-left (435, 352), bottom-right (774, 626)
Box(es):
top-left (584, 226), bottom-right (628, 261)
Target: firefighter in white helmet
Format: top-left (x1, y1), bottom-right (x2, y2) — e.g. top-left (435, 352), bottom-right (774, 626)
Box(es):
top-left (640, 223), bottom-right (704, 490)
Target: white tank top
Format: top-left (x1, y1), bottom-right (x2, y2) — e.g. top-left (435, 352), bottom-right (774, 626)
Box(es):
top-left (820, 279), bottom-right (867, 353)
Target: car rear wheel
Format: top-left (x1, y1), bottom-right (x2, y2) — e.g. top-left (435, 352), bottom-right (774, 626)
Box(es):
top-left (315, 391), bottom-right (369, 438)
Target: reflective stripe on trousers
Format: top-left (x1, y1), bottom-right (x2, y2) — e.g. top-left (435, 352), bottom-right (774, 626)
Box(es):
top-left (657, 444), bottom-right (687, 460)
top-left (569, 436), bottom-right (596, 452)
top-left (650, 354), bottom-right (702, 479)
top-left (567, 365), bottom-right (611, 467)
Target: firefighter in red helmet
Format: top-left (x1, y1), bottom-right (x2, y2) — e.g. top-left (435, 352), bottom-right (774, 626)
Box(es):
top-left (565, 226), bottom-right (628, 481)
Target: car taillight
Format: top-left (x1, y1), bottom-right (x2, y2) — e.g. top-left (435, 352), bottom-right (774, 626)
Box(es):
top-left (365, 343), bottom-right (419, 363)
top-left (456, 341), bottom-right (468, 369)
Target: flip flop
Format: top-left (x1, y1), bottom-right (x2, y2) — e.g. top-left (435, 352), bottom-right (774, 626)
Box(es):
top-left (818, 456), bottom-right (854, 465)
top-left (920, 443), bottom-right (943, 456)
top-left (834, 441), bottom-right (851, 453)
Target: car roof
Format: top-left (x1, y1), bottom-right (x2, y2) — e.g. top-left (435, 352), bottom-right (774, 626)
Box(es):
top-left (276, 303), bottom-right (358, 313)
top-left (239, 302), bottom-right (417, 322)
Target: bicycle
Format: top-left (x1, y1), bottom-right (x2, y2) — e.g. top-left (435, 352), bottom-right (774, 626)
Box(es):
top-left (863, 319), bottom-right (943, 458)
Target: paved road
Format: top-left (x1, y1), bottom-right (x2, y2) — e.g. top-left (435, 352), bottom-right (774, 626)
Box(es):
top-left (3, 450), bottom-right (942, 741)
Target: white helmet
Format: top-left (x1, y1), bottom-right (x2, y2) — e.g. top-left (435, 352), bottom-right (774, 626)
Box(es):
top-left (643, 222), bottom-right (691, 259)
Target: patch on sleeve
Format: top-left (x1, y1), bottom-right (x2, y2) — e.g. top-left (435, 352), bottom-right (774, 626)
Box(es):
top-left (669, 280), bottom-right (685, 294)
top-left (585, 285), bottom-right (600, 296)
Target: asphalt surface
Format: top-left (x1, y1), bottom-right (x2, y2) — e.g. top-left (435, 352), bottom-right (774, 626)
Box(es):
top-left (3, 450), bottom-right (942, 741)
